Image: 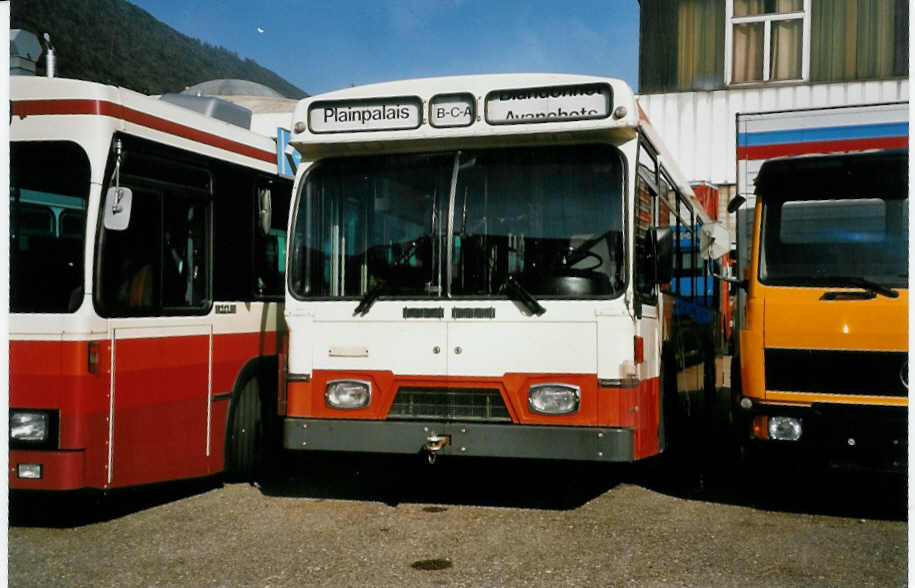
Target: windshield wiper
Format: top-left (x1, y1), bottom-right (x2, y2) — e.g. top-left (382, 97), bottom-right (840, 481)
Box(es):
top-left (501, 275), bottom-right (546, 316)
top-left (354, 282), bottom-right (386, 316)
top-left (810, 276), bottom-right (899, 299)
top-left (354, 235), bottom-right (431, 316)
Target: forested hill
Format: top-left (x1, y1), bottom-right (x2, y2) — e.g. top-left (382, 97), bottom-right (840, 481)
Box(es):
top-left (11, 0), bottom-right (307, 98)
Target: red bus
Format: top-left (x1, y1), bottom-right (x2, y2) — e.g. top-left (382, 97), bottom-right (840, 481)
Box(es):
top-left (10, 74), bottom-right (292, 490)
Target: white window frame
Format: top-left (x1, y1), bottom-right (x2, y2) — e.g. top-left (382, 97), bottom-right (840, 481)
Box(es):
top-left (725, 0), bottom-right (811, 85)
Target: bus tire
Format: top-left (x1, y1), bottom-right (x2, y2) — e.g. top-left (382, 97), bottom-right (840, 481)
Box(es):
top-left (225, 378), bottom-right (263, 482)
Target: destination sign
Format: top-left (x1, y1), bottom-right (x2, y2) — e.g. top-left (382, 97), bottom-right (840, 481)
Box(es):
top-left (485, 83), bottom-right (612, 125)
top-left (308, 96), bottom-right (422, 133)
top-left (429, 93), bottom-right (475, 128)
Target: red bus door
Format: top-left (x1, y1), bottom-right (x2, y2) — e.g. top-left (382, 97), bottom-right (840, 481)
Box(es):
top-left (108, 325), bottom-right (212, 488)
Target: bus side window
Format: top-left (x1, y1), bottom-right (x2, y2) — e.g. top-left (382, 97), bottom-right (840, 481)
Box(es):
top-left (634, 175), bottom-right (658, 303)
top-left (635, 141), bottom-right (659, 305)
top-left (162, 195), bottom-right (209, 309)
top-left (100, 188), bottom-right (161, 314)
top-left (675, 195), bottom-right (696, 303)
top-left (98, 188), bottom-right (211, 316)
top-left (657, 178), bottom-right (676, 292)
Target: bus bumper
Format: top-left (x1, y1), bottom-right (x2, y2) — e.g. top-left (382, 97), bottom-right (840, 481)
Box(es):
top-left (283, 418), bottom-right (635, 462)
top-left (9, 449), bottom-right (87, 491)
top-left (739, 402), bottom-right (907, 473)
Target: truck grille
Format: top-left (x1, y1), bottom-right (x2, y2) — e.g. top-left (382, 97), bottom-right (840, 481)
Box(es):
top-left (765, 348), bottom-right (908, 396)
top-left (388, 387), bottom-right (511, 422)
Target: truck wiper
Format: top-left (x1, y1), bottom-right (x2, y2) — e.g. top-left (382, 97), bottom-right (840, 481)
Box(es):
top-left (811, 276), bottom-right (899, 299)
top-left (501, 275), bottom-right (546, 316)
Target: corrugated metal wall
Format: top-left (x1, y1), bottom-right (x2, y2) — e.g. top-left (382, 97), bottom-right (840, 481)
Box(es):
top-left (638, 79), bottom-right (910, 186)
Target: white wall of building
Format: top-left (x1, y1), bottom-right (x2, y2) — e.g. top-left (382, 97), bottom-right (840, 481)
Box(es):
top-left (638, 79), bottom-right (909, 187)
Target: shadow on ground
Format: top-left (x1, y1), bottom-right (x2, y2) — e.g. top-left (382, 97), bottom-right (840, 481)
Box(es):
top-left (632, 447), bottom-right (907, 522)
top-left (9, 476), bottom-right (221, 528)
top-left (10, 448), bottom-right (904, 527)
top-left (8, 454), bottom-right (624, 528)
top-left (257, 451), bottom-right (626, 511)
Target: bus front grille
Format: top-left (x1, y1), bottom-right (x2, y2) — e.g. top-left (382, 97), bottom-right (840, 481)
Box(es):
top-left (388, 387), bottom-right (511, 422)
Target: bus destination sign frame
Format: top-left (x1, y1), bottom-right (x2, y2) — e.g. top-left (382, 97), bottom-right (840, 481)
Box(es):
top-left (429, 93), bottom-right (476, 128)
top-left (309, 96), bottom-right (423, 134)
top-left (485, 83), bottom-right (613, 126)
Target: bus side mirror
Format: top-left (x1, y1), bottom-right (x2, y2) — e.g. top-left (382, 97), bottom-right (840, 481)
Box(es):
top-left (103, 186), bottom-right (132, 231)
top-left (654, 226), bottom-right (673, 285)
top-left (700, 222), bottom-right (730, 259)
top-left (727, 195), bottom-right (746, 213)
top-left (258, 187), bottom-right (272, 237)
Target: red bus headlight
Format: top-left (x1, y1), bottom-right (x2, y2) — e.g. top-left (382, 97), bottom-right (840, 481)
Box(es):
top-left (10, 411), bottom-right (49, 442)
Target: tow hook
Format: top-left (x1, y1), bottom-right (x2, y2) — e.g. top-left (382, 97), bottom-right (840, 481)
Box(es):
top-left (424, 433), bottom-right (451, 464)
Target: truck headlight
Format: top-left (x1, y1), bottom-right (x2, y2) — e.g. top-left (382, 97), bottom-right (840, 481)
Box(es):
top-left (529, 383), bottom-right (580, 415)
top-left (768, 416), bottom-right (802, 441)
top-left (10, 411), bottom-right (49, 442)
top-left (325, 380), bottom-right (371, 410)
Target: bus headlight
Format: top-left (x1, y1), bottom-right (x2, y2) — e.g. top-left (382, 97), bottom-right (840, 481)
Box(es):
top-left (10, 411), bottom-right (49, 442)
top-left (325, 380), bottom-right (371, 410)
top-left (529, 383), bottom-right (580, 415)
top-left (768, 416), bottom-right (802, 442)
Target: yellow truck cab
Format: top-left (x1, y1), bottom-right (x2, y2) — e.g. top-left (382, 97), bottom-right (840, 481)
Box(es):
top-left (733, 149), bottom-right (907, 471)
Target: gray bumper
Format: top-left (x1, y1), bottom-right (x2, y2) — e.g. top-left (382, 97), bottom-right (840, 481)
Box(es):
top-left (283, 418), bottom-right (635, 462)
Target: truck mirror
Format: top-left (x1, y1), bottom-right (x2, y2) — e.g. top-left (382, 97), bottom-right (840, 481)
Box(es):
top-left (654, 226), bottom-right (673, 285)
top-left (103, 186), bottom-right (132, 231)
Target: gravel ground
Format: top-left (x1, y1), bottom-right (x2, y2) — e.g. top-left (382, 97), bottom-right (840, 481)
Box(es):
top-left (9, 453), bottom-right (907, 587)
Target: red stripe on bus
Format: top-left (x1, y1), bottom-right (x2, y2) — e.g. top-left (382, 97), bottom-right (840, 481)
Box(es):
top-left (12, 99), bottom-right (276, 165)
top-left (737, 136), bottom-right (908, 161)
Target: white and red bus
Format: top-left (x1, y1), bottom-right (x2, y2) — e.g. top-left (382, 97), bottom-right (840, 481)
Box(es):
top-left (10, 74), bottom-right (293, 490)
top-left (280, 74), bottom-right (728, 463)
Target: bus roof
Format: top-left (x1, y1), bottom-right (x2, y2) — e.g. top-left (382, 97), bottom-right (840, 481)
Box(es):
top-left (11, 76), bottom-right (282, 174)
top-left (289, 73), bottom-right (639, 158)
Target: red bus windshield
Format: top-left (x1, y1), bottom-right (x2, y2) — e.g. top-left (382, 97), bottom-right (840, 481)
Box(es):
top-left (11, 141), bottom-right (90, 313)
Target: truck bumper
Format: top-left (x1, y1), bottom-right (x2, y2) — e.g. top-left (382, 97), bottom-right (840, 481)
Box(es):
top-left (283, 418), bottom-right (635, 462)
top-left (740, 401), bottom-right (907, 472)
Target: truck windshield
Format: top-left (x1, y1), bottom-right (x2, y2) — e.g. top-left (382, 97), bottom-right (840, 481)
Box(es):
top-left (290, 144), bottom-right (625, 301)
top-left (11, 141), bottom-right (91, 313)
top-left (759, 155), bottom-right (908, 289)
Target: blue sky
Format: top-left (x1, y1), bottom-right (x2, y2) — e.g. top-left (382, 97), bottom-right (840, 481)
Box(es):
top-left (128, 0), bottom-right (640, 97)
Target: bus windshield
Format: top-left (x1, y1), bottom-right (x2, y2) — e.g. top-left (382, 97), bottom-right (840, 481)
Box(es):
top-left (290, 144), bottom-right (625, 301)
top-left (11, 141), bottom-right (90, 313)
top-left (759, 161), bottom-right (908, 289)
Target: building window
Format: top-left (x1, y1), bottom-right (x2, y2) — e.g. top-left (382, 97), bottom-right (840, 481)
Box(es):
top-left (726, 0), bottom-right (810, 84)
top-left (810, 0), bottom-right (909, 82)
top-left (639, 0), bottom-right (725, 93)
